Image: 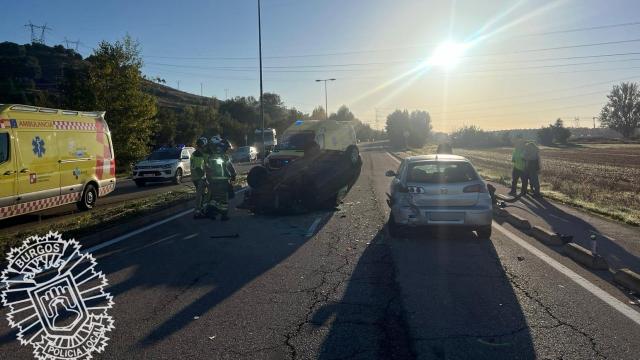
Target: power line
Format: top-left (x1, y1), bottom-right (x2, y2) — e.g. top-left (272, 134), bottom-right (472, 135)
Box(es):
top-left (24, 21), bottom-right (52, 44)
top-left (143, 20), bottom-right (640, 61)
top-left (518, 21), bottom-right (640, 37)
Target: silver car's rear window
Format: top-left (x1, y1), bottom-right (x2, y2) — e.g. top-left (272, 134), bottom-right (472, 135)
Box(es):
top-left (407, 161), bottom-right (478, 184)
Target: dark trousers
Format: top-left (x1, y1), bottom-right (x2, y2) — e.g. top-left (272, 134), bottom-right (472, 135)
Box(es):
top-left (511, 168), bottom-right (527, 195)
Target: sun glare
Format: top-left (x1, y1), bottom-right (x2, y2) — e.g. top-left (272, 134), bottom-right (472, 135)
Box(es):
top-left (428, 41), bottom-right (468, 69)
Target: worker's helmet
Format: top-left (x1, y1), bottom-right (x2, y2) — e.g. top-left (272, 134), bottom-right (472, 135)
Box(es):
top-left (196, 137), bottom-right (208, 147)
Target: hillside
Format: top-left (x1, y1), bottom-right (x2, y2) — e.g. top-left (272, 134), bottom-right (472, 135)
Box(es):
top-left (0, 41), bottom-right (212, 110)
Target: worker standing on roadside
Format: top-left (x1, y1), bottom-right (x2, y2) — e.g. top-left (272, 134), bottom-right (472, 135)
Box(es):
top-left (523, 141), bottom-right (542, 198)
top-left (204, 136), bottom-right (235, 221)
top-left (509, 135), bottom-right (527, 196)
top-left (191, 137), bottom-right (209, 218)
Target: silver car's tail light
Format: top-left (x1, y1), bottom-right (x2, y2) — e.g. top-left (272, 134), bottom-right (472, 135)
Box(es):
top-left (463, 184), bottom-right (487, 193)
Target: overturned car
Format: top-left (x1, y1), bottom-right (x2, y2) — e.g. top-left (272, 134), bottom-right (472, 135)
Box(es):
top-left (241, 142), bottom-right (362, 214)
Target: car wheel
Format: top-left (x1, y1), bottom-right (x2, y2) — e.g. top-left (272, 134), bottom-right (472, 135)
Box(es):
top-left (77, 183), bottom-right (98, 211)
top-left (345, 145), bottom-right (360, 167)
top-left (476, 225), bottom-right (492, 239)
top-left (387, 214), bottom-right (404, 238)
top-left (247, 166), bottom-right (269, 188)
top-left (173, 168), bottom-right (183, 184)
top-left (134, 180), bottom-right (146, 187)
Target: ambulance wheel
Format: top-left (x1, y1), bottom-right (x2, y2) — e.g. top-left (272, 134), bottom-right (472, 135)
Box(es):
top-left (77, 184), bottom-right (98, 211)
top-left (134, 180), bottom-right (146, 187)
top-left (173, 168), bottom-right (183, 184)
top-left (345, 145), bottom-right (359, 167)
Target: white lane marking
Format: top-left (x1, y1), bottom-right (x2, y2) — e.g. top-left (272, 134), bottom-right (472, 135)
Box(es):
top-left (306, 217), bottom-right (324, 237)
top-left (83, 209), bottom-right (193, 254)
top-left (493, 223), bottom-right (640, 326)
top-left (0, 188), bottom-right (254, 290)
top-left (387, 152), bottom-right (401, 163)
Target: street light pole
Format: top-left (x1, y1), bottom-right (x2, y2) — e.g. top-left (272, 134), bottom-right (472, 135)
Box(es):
top-left (258, 0), bottom-right (265, 157)
top-left (315, 78), bottom-right (336, 120)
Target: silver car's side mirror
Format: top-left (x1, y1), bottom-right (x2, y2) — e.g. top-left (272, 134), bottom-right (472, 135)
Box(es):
top-left (385, 170), bottom-right (396, 177)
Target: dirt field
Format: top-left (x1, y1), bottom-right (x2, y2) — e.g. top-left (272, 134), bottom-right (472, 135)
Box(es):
top-left (410, 144), bottom-right (640, 225)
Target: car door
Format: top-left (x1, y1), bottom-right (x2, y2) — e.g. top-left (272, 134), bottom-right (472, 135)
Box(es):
top-left (15, 130), bottom-right (61, 203)
top-left (0, 130), bottom-right (17, 213)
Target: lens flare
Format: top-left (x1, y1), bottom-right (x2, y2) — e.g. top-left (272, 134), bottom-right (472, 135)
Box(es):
top-left (428, 41), bottom-right (469, 68)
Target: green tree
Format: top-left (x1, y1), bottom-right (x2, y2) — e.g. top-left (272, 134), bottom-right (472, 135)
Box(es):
top-left (551, 118), bottom-right (571, 144)
top-left (386, 109), bottom-right (432, 148)
top-left (86, 35), bottom-right (157, 167)
top-left (311, 106), bottom-right (327, 120)
top-left (329, 105), bottom-right (356, 122)
top-left (537, 127), bottom-right (554, 146)
top-left (600, 82), bottom-right (640, 138)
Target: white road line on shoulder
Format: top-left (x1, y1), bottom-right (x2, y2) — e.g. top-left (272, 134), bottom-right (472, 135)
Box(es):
top-left (493, 222), bottom-right (640, 326)
top-left (306, 217), bottom-right (324, 237)
top-left (83, 209), bottom-right (194, 254)
top-left (387, 152), bottom-right (401, 163)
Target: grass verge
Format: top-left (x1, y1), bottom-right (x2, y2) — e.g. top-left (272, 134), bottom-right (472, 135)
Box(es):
top-left (0, 189), bottom-right (195, 263)
top-left (403, 146), bottom-right (640, 227)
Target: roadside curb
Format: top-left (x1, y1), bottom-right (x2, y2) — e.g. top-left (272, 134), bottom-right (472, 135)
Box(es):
top-left (80, 200), bottom-right (194, 249)
top-left (563, 242), bottom-right (609, 270)
top-left (493, 208), bottom-right (508, 218)
top-left (530, 225), bottom-right (564, 246)
top-left (613, 268), bottom-right (640, 294)
top-left (506, 213), bottom-right (531, 230)
top-left (388, 151), bottom-right (404, 161)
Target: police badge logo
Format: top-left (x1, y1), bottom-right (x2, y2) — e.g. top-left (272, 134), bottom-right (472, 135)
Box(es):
top-left (1, 231), bottom-right (114, 360)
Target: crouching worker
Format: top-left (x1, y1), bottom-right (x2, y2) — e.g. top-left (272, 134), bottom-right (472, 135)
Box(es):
top-left (191, 137), bottom-right (209, 219)
top-left (205, 136), bottom-right (235, 221)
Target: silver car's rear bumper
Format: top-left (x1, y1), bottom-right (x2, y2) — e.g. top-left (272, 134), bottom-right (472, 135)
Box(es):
top-left (391, 203), bottom-right (492, 227)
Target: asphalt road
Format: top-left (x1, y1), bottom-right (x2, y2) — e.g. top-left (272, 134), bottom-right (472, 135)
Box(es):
top-left (1, 146), bottom-right (639, 359)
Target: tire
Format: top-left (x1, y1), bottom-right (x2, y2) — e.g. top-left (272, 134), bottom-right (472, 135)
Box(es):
top-left (247, 166), bottom-right (269, 189)
top-left (134, 180), bottom-right (146, 187)
top-left (173, 168), bottom-right (183, 184)
top-left (476, 226), bottom-right (492, 239)
top-left (387, 214), bottom-right (404, 238)
top-left (77, 183), bottom-right (98, 211)
top-left (345, 145), bottom-right (360, 167)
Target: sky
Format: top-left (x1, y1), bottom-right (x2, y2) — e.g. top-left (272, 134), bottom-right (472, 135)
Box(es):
top-left (3, 0), bottom-right (640, 132)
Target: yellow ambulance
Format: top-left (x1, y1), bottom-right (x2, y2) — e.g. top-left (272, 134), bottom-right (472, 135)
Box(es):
top-left (0, 104), bottom-right (116, 220)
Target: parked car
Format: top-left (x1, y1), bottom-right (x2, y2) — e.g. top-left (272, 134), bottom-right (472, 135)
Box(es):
top-left (0, 104), bottom-right (116, 219)
top-left (132, 147), bottom-right (194, 186)
top-left (385, 154), bottom-right (493, 238)
top-left (232, 146), bottom-right (258, 163)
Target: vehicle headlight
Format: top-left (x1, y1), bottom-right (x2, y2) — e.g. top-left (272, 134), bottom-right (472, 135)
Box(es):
top-left (162, 164), bottom-right (173, 168)
top-left (215, 158), bottom-right (224, 165)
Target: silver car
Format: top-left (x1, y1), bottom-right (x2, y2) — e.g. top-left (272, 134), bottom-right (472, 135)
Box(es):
top-left (385, 154), bottom-right (493, 238)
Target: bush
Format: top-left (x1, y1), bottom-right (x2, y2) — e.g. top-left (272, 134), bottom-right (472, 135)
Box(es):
top-left (451, 126), bottom-right (503, 148)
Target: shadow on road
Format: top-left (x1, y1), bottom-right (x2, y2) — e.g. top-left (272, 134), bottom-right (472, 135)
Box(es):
top-left (314, 224), bottom-right (536, 359)
top-left (100, 208), bottom-right (331, 347)
top-left (513, 195), bottom-right (639, 274)
top-left (311, 229), bottom-right (414, 359)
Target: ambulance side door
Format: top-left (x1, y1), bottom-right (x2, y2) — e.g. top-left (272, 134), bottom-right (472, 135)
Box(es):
top-left (0, 130), bottom-right (17, 208)
top-left (15, 129), bottom-right (61, 203)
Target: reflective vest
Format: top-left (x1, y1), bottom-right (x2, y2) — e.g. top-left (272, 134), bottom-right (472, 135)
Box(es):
top-left (190, 150), bottom-right (207, 181)
top-left (206, 153), bottom-right (230, 180)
